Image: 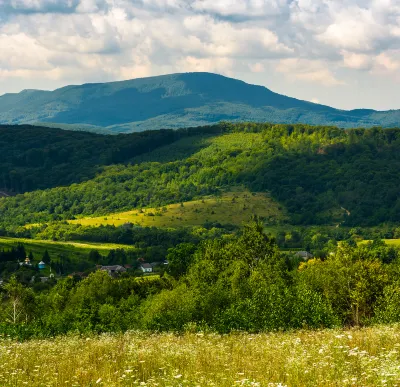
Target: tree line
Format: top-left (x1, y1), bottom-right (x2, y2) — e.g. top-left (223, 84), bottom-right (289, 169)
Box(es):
top-left (2, 223), bottom-right (400, 339)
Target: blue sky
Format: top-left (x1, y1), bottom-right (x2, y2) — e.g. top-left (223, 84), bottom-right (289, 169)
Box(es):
top-left (0, 0), bottom-right (399, 110)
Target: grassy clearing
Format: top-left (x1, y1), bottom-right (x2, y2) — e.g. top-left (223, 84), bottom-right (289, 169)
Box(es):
top-left (69, 191), bottom-right (287, 228)
top-left (1, 326), bottom-right (400, 386)
top-left (359, 239), bottom-right (400, 247)
top-left (382, 239), bottom-right (400, 247)
top-left (0, 237), bottom-right (134, 261)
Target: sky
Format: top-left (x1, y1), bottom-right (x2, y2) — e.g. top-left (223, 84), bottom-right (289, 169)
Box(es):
top-left (0, 0), bottom-right (399, 110)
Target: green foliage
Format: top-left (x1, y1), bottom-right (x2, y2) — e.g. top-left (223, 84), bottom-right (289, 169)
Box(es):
top-left (0, 124), bottom-right (215, 193)
top-left (2, 223), bottom-right (400, 338)
top-left (3, 123), bottom-right (400, 228)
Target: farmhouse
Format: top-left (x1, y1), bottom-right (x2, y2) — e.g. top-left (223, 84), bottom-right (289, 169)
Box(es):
top-left (295, 251), bottom-right (314, 260)
top-left (100, 265), bottom-right (127, 276)
top-left (140, 263), bottom-right (153, 273)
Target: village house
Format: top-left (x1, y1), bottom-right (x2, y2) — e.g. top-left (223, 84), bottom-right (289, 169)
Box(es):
top-left (295, 251), bottom-right (314, 260)
top-left (100, 265), bottom-right (127, 276)
top-left (140, 263), bottom-right (153, 273)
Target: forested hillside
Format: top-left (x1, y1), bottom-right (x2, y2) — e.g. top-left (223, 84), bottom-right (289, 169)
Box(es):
top-left (1, 73), bottom-right (399, 132)
top-left (0, 124), bottom-right (220, 192)
top-left (1, 122), bottom-right (400, 228)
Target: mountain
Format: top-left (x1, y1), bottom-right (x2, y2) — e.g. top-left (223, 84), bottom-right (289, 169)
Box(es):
top-left (0, 72), bottom-right (399, 133)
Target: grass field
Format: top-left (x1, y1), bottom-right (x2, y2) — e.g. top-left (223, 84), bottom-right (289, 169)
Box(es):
top-left (69, 191), bottom-right (287, 228)
top-left (0, 237), bottom-right (134, 261)
top-left (359, 239), bottom-right (400, 247)
top-left (1, 326), bottom-right (400, 386)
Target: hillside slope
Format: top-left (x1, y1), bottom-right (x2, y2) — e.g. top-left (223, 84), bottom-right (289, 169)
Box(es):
top-left (0, 72), bottom-right (399, 132)
top-left (2, 122), bottom-right (400, 228)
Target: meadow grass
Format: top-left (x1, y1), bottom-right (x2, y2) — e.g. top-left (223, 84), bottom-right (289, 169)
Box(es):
top-left (1, 326), bottom-right (400, 386)
top-left (0, 237), bottom-right (135, 262)
top-left (69, 191), bottom-right (287, 228)
top-left (359, 239), bottom-right (400, 247)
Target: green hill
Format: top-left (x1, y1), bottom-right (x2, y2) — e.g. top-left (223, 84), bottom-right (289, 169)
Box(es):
top-left (1, 72), bottom-right (399, 132)
top-left (2, 122), bottom-right (400, 228)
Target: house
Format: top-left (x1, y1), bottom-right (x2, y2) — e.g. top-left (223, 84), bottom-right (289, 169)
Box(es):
top-left (38, 261), bottom-right (46, 270)
top-left (140, 263), bottom-right (153, 273)
top-left (100, 265), bottom-right (127, 276)
top-left (295, 251), bottom-right (314, 260)
top-left (68, 272), bottom-right (87, 279)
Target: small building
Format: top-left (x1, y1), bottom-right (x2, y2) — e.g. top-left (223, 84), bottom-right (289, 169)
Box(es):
top-left (140, 263), bottom-right (153, 273)
top-left (20, 257), bottom-right (32, 266)
top-left (38, 261), bottom-right (46, 270)
top-left (295, 251), bottom-right (314, 260)
top-left (68, 272), bottom-right (87, 280)
top-left (100, 265), bottom-right (127, 276)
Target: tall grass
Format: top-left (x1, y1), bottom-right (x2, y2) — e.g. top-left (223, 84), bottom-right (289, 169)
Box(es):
top-left (1, 326), bottom-right (400, 386)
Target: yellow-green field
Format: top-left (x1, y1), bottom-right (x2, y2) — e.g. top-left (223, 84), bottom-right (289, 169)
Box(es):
top-left (1, 326), bottom-right (400, 386)
top-left (0, 237), bottom-right (134, 261)
top-left (69, 191), bottom-right (287, 228)
top-left (359, 239), bottom-right (400, 247)
top-left (383, 239), bottom-right (400, 247)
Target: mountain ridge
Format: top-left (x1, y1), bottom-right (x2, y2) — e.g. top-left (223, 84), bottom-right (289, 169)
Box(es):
top-left (0, 72), bottom-right (399, 133)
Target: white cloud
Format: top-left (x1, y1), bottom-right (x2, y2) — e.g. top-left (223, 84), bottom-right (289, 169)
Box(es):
top-left (0, 0), bottom-right (399, 109)
top-left (276, 58), bottom-right (344, 86)
top-left (341, 51), bottom-right (372, 70)
top-left (249, 62), bottom-right (265, 73)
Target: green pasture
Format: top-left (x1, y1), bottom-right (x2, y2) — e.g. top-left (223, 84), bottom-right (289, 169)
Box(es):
top-left (0, 237), bottom-right (135, 262)
top-left (69, 191), bottom-right (287, 228)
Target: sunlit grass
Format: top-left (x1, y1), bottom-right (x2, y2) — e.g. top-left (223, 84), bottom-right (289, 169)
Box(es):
top-left (1, 326), bottom-right (400, 386)
top-left (0, 237), bottom-right (135, 262)
top-left (359, 239), bottom-right (400, 247)
top-left (69, 191), bottom-right (287, 228)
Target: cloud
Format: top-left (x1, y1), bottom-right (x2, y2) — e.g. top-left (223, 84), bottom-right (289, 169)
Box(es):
top-left (276, 58), bottom-right (345, 86)
top-left (341, 51), bottom-right (372, 70)
top-left (0, 0), bottom-right (399, 109)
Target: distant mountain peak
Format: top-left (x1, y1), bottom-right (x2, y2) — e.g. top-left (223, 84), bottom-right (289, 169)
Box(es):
top-left (0, 72), bottom-right (398, 133)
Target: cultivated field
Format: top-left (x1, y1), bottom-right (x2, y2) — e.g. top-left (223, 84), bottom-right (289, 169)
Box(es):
top-left (69, 192), bottom-right (286, 228)
top-left (0, 237), bottom-right (134, 261)
top-left (1, 326), bottom-right (400, 386)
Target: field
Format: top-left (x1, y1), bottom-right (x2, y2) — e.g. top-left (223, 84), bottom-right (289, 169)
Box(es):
top-left (1, 326), bottom-right (400, 386)
top-left (0, 237), bottom-right (134, 261)
top-left (359, 239), bottom-right (400, 247)
top-left (69, 191), bottom-right (287, 228)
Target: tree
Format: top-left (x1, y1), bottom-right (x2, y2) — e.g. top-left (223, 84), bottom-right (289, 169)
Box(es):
top-left (167, 243), bottom-right (197, 278)
top-left (3, 276), bottom-right (35, 324)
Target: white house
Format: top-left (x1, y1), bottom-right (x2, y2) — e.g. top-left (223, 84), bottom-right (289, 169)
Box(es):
top-left (140, 263), bottom-right (153, 273)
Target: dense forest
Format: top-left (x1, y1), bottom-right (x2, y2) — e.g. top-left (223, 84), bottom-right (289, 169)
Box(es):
top-left (2, 223), bottom-right (400, 339)
top-left (0, 124), bottom-right (222, 192)
top-left (1, 122), bottom-right (400, 227)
